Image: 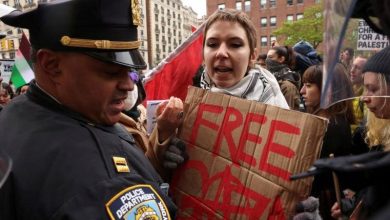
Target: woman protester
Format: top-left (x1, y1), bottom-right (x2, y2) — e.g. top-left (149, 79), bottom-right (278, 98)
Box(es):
top-left (200, 9), bottom-right (288, 109)
top-left (266, 46), bottom-right (302, 110)
top-left (300, 63), bottom-right (356, 219)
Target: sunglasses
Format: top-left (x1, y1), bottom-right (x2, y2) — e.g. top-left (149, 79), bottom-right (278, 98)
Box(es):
top-left (128, 71), bottom-right (139, 83)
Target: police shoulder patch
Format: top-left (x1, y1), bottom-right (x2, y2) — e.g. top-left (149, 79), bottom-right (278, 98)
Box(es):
top-left (106, 184), bottom-right (171, 220)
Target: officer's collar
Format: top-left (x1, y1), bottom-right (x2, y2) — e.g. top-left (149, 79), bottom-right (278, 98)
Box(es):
top-left (27, 80), bottom-right (95, 125)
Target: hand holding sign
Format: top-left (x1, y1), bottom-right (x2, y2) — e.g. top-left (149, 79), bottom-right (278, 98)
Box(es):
top-left (156, 96), bottom-right (184, 142)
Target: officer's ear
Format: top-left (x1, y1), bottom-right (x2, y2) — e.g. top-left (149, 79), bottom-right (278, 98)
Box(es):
top-left (35, 49), bottom-right (62, 79)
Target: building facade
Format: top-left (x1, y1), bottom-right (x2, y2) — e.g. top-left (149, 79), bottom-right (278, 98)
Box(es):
top-left (146, 0), bottom-right (200, 68)
top-left (206, 0), bottom-right (321, 53)
top-left (0, 0), bottom-right (41, 59)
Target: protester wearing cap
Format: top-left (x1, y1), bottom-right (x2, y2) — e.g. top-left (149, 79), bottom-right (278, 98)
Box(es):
top-left (0, 0), bottom-right (180, 219)
top-left (292, 40), bottom-right (322, 76)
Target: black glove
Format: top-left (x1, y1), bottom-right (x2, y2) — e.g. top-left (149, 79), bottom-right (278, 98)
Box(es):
top-left (163, 138), bottom-right (189, 169)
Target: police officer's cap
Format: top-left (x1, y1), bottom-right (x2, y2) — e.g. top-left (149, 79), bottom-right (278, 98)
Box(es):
top-left (1, 0), bottom-right (147, 69)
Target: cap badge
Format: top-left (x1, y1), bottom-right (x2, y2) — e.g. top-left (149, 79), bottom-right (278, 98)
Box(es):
top-left (131, 0), bottom-right (141, 26)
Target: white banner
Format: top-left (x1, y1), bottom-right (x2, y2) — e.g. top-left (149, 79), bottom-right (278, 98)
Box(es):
top-left (0, 59), bottom-right (14, 84)
top-left (357, 20), bottom-right (390, 51)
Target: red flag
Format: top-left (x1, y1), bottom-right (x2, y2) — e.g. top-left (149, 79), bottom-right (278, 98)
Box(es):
top-left (191, 25), bottom-right (197, 33)
top-left (144, 23), bottom-right (204, 102)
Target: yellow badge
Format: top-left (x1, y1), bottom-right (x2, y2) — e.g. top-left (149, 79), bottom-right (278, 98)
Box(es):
top-left (131, 0), bottom-right (141, 26)
top-left (112, 156), bottom-right (130, 173)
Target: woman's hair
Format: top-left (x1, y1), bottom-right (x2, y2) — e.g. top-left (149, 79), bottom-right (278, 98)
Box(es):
top-left (203, 9), bottom-right (257, 55)
top-left (302, 64), bottom-right (356, 123)
top-left (256, 53), bottom-right (267, 61)
top-left (269, 46), bottom-right (296, 69)
top-left (365, 111), bottom-right (390, 151)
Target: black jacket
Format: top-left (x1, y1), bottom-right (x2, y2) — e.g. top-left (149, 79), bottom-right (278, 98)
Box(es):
top-left (0, 82), bottom-right (177, 219)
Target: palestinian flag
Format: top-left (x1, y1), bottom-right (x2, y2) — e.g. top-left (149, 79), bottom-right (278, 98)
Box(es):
top-left (11, 32), bottom-right (34, 88)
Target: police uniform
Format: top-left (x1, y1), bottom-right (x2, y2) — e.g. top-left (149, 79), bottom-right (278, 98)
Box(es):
top-left (0, 0), bottom-right (176, 219)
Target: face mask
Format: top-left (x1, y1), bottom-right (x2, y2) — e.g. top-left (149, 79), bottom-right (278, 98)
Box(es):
top-left (265, 58), bottom-right (284, 72)
top-left (124, 84), bottom-right (138, 111)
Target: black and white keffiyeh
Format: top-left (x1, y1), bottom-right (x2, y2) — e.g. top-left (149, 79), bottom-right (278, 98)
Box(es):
top-left (200, 66), bottom-right (289, 109)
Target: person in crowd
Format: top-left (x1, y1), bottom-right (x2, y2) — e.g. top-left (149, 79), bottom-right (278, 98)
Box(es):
top-left (200, 9), bottom-right (289, 109)
top-left (349, 56), bottom-right (369, 154)
top-left (14, 83), bottom-right (30, 96)
top-left (292, 40), bottom-right (322, 77)
top-left (0, 82), bottom-right (14, 106)
top-left (256, 53), bottom-right (267, 69)
top-left (339, 47), bottom-right (354, 73)
top-left (350, 56), bottom-right (367, 96)
top-left (119, 70), bottom-right (187, 179)
top-left (266, 45), bottom-right (301, 110)
top-left (300, 63), bottom-right (355, 219)
top-left (0, 0), bottom-right (183, 218)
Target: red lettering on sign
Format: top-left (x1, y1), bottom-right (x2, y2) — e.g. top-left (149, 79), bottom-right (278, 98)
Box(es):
top-left (177, 161), bottom-right (272, 219)
top-left (259, 120), bottom-right (300, 181)
top-left (190, 103), bottom-right (222, 145)
top-left (214, 107), bottom-right (242, 160)
top-left (237, 113), bottom-right (267, 166)
top-left (268, 195), bottom-right (286, 220)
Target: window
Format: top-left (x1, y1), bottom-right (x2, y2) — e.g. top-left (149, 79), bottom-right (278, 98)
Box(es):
top-left (261, 36), bottom-right (268, 47)
top-left (270, 16), bottom-right (277, 26)
top-left (297, 13), bottom-right (303, 20)
top-left (260, 0), bottom-right (267, 8)
top-left (287, 14), bottom-right (293, 22)
top-left (287, 0), bottom-right (293, 5)
top-left (297, 0), bottom-right (304, 3)
top-left (270, 0), bottom-right (276, 7)
top-left (261, 17), bottom-right (267, 27)
top-left (244, 0), bottom-right (251, 11)
top-left (0, 40), bottom-right (6, 50)
top-left (236, 1), bottom-right (242, 10)
top-left (218, 4), bottom-right (225, 10)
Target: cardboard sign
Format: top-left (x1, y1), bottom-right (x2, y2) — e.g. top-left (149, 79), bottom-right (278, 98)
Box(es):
top-left (357, 20), bottom-right (390, 50)
top-left (171, 87), bottom-right (328, 219)
top-left (0, 59), bottom-right (14, 84)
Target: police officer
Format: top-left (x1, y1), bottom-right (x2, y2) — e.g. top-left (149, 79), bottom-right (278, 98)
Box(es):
top-left (0, 0), bottom-right (178, 219)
